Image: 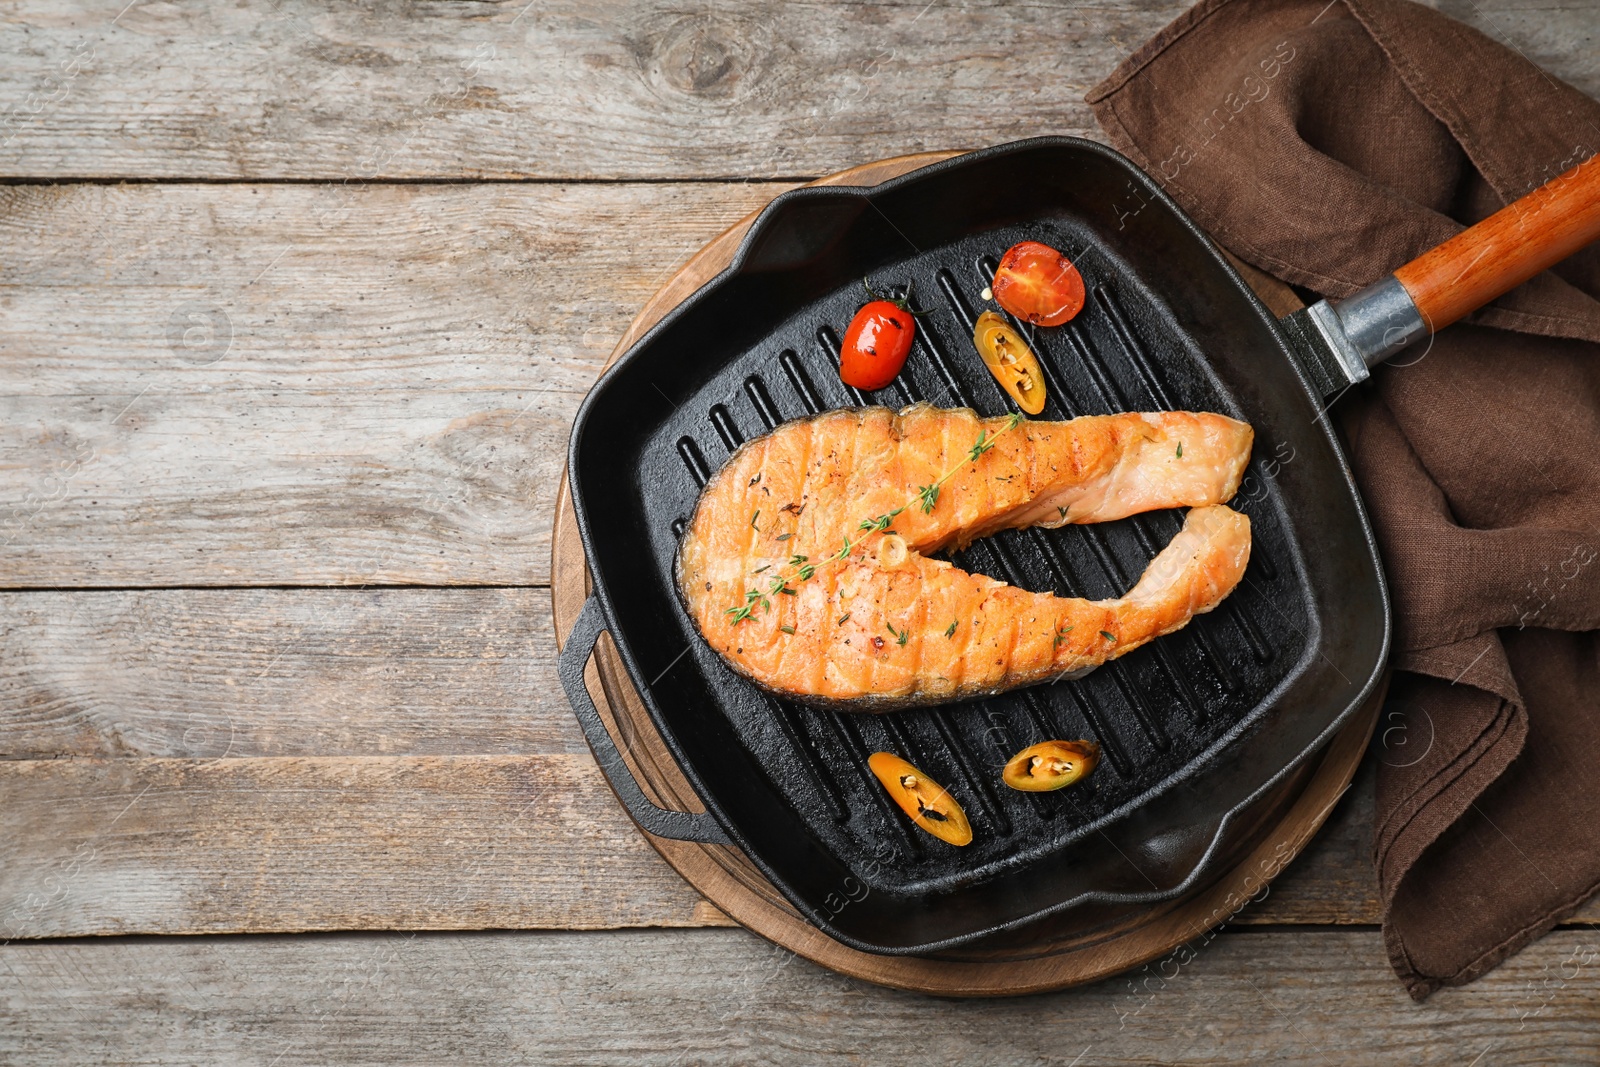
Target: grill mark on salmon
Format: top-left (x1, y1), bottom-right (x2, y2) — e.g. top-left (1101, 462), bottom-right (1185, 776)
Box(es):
top-left (677, 403), bottom-right (1254, 709)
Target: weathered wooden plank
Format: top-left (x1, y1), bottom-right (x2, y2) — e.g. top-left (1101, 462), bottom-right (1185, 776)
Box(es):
top-left (0, 746), bottom-right (1591, 938)
top-left (4, 927), bottom-right (1599, 1064)
top-left (0, 0), bottom-right (1159, 181)
top-left (0, 181), bottom-right (789, 586)
top-left (0, 754), bottom-right (729, 937)
top-left (0, 587), bottom-right (587, 760)
top-left (4, 585), bottom-right (1598, 933)
top-left (1, 1), bottom-right (1593, 181)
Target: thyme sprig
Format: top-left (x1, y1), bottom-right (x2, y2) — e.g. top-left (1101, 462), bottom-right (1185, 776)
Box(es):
top-left (725, 411), bottom-right (1027, 625)
top-left (858, 507), bottom-right (904, 534)
top-left (724, 587), bottom-right (772, 625)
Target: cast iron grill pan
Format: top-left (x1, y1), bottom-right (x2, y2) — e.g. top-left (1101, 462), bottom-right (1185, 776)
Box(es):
top-left (664, 244), bottom-right (1306, 879)
top-left (564, 138), bottom-right (1387, 954)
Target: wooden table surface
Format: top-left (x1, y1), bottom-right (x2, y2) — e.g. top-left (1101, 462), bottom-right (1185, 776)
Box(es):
top-left (3, 1), bottom-right (1598, 1062)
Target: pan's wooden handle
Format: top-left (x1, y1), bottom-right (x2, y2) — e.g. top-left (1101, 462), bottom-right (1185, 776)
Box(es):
top-left (1394, 152), bottom-right (1600, 331)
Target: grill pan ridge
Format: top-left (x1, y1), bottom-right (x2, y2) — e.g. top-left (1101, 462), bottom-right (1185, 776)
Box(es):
top-left (565, 137), bottom-right (1389, 954)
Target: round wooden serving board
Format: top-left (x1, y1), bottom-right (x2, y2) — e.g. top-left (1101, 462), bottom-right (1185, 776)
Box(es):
top-left (552, 152), bottom-right (1381, 996)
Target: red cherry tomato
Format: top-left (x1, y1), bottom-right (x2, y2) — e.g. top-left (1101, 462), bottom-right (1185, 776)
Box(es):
top-left (992, 241), bottom-right (1085, 327)
top-left (839, 282), bottom-right (921, 391)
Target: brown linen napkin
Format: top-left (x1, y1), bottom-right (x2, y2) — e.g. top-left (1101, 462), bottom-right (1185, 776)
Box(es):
top-left (1087, 0), bottom-right (1600, 999)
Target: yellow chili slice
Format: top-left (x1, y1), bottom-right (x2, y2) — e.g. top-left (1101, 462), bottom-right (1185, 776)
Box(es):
top-left (973, 311), bottom-right (1047, 415)
top-left (867, 752), bottom-right (973, 846)
top-left (1001, 740), bottom-right (1100, 792)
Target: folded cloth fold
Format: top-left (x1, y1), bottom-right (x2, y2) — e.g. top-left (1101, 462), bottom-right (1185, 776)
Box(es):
top-left (1088, 0), bottom-right (1600, 998)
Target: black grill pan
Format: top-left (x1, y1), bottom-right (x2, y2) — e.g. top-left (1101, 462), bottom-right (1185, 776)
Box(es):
top-left (558, 137), bottom-right (1387, 954)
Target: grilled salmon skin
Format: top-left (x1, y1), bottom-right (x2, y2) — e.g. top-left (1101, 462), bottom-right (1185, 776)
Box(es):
top-left (676, 404), bottom-right (1253, 709)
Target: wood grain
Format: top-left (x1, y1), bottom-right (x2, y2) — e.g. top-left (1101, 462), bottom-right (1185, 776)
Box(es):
top-left (0, 754), bottom-right (727, 937)
top-left (0, 0), bottom-right (1172, 181)
top-left (0, 748), bottom-right (1380, 937)
top-left (4, 928), bottom-right (1600, 1064)
top-left (1395, 150), bottom-right (1600, 331)
top-left (0, 181), bottom-right (791, 587)
top-left (0, 1), bottom-right (1593, 181)
top-left (0, 587), bottom-right (584, 760)
top-left (0, 720), bottom-right (1394, 938)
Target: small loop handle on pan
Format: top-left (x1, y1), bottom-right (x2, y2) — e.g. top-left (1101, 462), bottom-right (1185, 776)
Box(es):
top-left (559, 597), bottom-right (732, 845)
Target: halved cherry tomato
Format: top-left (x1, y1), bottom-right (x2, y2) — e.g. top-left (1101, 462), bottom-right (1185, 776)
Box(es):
top-left (839, 280), bottom-right (924, 391)
top-left (991, 241), bottom-right (1085, 327)
top-left (1002, 740), bottom-right (1100, 792)
top-left (973, 311), bottom-right (1047, 414)
top-left (867, 752), bottom-right (973, 846)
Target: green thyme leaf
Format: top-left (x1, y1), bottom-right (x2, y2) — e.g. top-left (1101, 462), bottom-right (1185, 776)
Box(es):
top-left (968, 430), bottom-right (993, 463)
top-left (886, 622), bottom-right (909, 646)
top-left (917, 483), bottom-right (940, 513)
top-left (968, 414), bottom-right (1024, 463)
top-left (857, 512), bottom-right (897, 534)
top-left (837, 612), bottom-right (852, 625)
top-left (1176, 441), bottom-right (1183, 458)
top-left (1054, 625), bottom-right (1074, 647)
top-left (1099, 630), bottom-right (1117, 642)
top-left (1057, 506), bottom-right (1069, 520)
top-left (751, 510), bottom-right (760, 529)
top-left (776, 533), bottom-right (792, 541)
top-left (779, 624), bottom-right (796, 635)
top-left (944, 621), bottom-right (958, 638)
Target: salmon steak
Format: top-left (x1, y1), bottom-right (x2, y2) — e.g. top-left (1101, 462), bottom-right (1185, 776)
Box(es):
top-left (676, 403), bottom-right (1254, 709)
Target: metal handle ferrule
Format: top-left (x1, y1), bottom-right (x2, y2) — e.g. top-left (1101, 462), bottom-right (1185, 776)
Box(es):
top-left (1331, 275), bottom-right (1428, 369)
